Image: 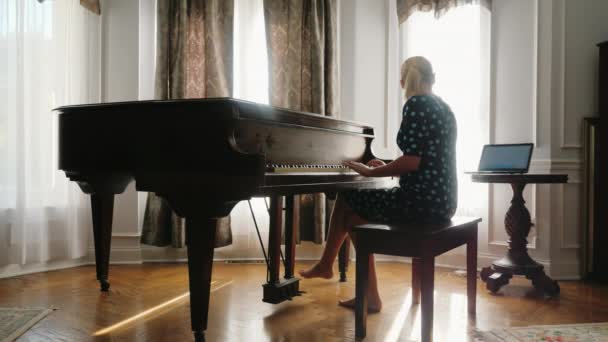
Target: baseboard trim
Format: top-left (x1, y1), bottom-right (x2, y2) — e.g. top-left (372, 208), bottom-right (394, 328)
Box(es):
top-left (140, 246), bottom-right (187, 262)
top-left (546, 261), bottom-right (581, 280)
top-left (93, 235), bottom-right (143, 264)
top-left (0, 257), bottom-right (90, 279)
top-left (1, 255), bottom-right (582, 282)
top-left (100, 242), bottom-right (581, 280)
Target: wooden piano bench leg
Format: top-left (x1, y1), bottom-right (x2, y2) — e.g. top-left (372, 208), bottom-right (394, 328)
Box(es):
top-left (467, 226), bottom-right (478, 316)
top-left (355, 247), bottom-right (371, 338)
top-left (412, 257), bottom-right (421, 305)
top-left (420, 255), bottom-right (435, 342)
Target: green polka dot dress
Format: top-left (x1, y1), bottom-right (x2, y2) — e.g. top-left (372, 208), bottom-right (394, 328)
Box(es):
top-left (343, 94), bottom-right (458, 223)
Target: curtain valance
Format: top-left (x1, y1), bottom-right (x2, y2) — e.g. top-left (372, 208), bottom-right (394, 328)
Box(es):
top-left (80, 0), bottom-right (100, 15)
top-left (397, 0), bottom-right (491, 24)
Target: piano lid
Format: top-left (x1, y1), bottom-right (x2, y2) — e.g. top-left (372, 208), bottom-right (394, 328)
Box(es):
top-left (54, 97), bottom-right (376, 136)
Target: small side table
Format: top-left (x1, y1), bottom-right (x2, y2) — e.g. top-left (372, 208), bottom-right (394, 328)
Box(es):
top-left (471, 173), bottom-right (568, 297)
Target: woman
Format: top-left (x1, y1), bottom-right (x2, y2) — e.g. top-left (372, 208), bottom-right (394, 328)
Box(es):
top-left (299, 56), bottom-right (458, 312)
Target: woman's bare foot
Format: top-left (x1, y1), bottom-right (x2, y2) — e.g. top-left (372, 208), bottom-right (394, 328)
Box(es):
top-left (338, 296), bottom-right (382, 313)
top-left (298, 263), bottom-right (333, 279)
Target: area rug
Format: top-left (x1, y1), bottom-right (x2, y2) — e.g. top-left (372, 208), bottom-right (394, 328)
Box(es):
top-left (476, 322), bottom-right (608, 342)
top-left (0, 308), bottom-right (53, 342)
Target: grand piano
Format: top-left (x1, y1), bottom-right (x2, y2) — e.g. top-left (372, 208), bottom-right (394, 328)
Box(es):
top-left (57, 98), bottom-right (396, 341)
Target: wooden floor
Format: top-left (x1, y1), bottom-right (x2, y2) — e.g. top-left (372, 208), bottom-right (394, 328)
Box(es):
top-left (2, 262), bottom-right (608, 342)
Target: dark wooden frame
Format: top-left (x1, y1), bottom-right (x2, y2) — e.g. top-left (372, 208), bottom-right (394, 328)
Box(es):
top-left (583, 118), bottom-right (599, 279)
top-left (592, 41), bottom-right (608, 282)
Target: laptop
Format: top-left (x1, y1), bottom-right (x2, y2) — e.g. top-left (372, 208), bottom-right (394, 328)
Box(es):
top-left (466, 143), bottom-right (533, 174)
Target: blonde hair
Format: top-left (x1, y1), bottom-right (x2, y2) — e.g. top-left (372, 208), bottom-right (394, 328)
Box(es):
top-left (400, 56), bottom-right (435, 99)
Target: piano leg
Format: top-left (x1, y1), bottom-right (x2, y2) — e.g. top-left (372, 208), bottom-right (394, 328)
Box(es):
top-left (263, 196), bottom-right (300, 303)
top-left (284, 196), bottom-right (296, 279)
top-left (160, 193), bottom-right (238, 342)
top-left (338, 237), bottom-right (351, 282)
top-left (71, 173), bottom-right (130, 292)
top-left (268, 196), bottom-right (283, 284)
top-left (325, 192), bottom-right (350, 281)
top-left (186, 216), bottom-right (217, 342)
top-left (90, 193), bottom-right (114, 292)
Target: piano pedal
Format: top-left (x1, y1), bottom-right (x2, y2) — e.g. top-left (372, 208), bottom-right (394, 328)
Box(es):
top-left (262, 277), bottom-right (301, 304)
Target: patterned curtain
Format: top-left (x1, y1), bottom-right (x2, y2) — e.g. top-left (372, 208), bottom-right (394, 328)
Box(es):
top-left (396, 0), bottom-right (491, 24)
top-left (263, 0), bottom-right (339, 243)
top-left (141, 0), bottom-right (234, 248)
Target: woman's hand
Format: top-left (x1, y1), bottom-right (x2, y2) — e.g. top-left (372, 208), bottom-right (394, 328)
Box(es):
top-left (344, 155), bottom-right (419, 178)
top-left (366, 159), bottom-right (386, 167)
top-left (343, 160), bottom-right (375, 177)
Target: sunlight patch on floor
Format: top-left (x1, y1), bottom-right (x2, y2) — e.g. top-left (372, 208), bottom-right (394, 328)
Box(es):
top-left (93, 279), bottom-right (232, 336)
top-left (384, 289), bottom-right (413, 342)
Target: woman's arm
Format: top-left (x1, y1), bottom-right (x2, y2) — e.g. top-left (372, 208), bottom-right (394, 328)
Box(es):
top-left (343, 154), bottom-right (420, 177)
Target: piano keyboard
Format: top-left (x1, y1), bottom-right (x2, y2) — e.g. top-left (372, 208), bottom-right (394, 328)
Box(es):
top-left (266, 164), bottom-right (356, 174)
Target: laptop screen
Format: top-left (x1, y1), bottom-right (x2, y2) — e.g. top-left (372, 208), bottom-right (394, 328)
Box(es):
top-left (478, 144), bottom-right (533, 173)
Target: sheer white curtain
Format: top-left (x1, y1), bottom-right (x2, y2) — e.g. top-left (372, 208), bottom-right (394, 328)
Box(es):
top-left (215, 0), bottom-right (271, 260)
top-left (0, 0), bottom-right (100, 274)
top-left (233, 0), bottom-right (269, 105)
top-left (400, 5), bottom-right (490, 217)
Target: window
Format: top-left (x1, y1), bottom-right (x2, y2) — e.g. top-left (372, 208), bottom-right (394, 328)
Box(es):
top-left (400, 5), bottom-right (491, 213)
top-left (233, 0), bottom-right (269, 105)
top-left (0, 0), bottom-right (100, 266)
top-left (218, 0), bottom-right (271, 259)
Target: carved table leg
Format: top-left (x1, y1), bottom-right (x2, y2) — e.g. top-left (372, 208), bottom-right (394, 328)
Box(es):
top-left (480, 182), bottom-right (560, 296)
top-left (91, 194), bottom-right (115, 292)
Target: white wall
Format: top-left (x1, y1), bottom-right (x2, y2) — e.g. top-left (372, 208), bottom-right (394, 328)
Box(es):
top-left (137, 0), bottom-right (155, 236)
top-left (340, 0), bottom-right (400, 160)
top-left (487, 0), bottom-right (540, 267)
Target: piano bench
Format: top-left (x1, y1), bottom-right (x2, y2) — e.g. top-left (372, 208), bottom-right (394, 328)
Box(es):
top-left (352, 216), bottom-right (481, 342)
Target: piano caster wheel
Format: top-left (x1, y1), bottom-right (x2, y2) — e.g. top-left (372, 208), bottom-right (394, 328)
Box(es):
top-left (193, 331), bottom-right (205, 342)
top-left (99, 279), bottom-right (110, 292)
